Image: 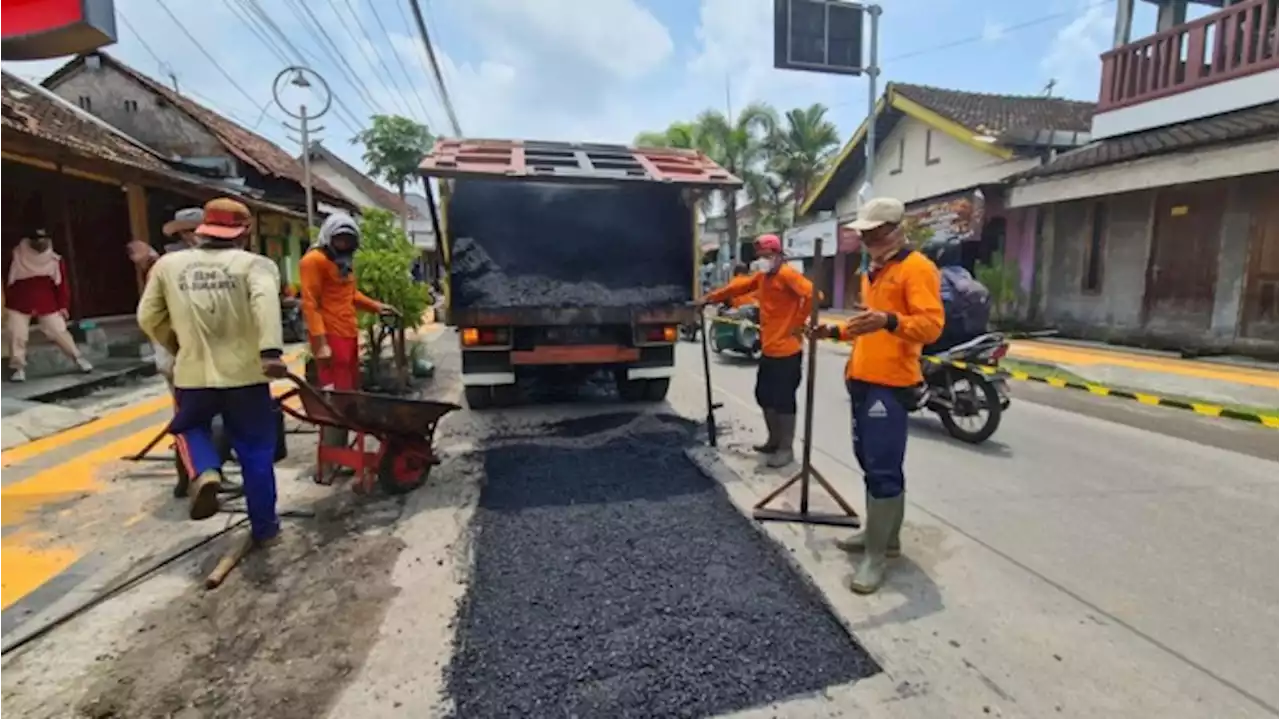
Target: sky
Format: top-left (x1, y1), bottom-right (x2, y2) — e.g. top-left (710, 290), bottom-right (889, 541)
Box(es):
top-left (3, 0), bottom-right (1173, 187)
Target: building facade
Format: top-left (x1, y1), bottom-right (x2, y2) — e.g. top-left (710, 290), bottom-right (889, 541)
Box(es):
top-left (1008, 0), bottom-right (1278, 356)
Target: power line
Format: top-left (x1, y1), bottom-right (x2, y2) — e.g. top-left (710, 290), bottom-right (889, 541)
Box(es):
top-left (116, 9), bottom-right (165, 74)
top-left (281, 0), bottom-right (390, 119)
top-left (151, 0), bottom-right (280, 130)
top-left (333, 0), bottom-right (418, 119)
top-left (884, 0), bottom-right (1117, 62)
top-left (407, 0), bottom-right (461, 136)
top-left (394, 0), bottom-right (446, 114)
top-left (365, 0), bottom-right (439, 129)
top-left (222, 0), bottom-right (291, 67)
top-left (240, 0), bottom-right (366, 135)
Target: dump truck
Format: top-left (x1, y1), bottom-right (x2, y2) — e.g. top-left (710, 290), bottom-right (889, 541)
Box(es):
top-left (417, 138), bottom-right (742, 409)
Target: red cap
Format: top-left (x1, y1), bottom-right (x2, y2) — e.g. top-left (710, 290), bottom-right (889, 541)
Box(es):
top-left (755, 234), bottom-right (782, 254)
top-left (196, 198), bottom-right (252, 240)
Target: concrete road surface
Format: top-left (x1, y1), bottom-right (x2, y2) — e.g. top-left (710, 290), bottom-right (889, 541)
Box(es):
top-left (667, 339), bottom-right (1278, 717)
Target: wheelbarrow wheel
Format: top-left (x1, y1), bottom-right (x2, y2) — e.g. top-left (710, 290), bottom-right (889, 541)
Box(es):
top-left (377, 443), bottom-right (433, 495)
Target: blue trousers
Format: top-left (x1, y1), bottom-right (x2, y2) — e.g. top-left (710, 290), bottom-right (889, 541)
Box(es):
top-left (847, 381), bottom-right (909, 499)
top-left (171, 384), bottom-right (279, 540)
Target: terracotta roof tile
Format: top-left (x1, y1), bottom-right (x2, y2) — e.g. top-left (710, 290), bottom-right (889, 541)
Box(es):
top-left (892, 83), bottom-right (1095, 136)
top-left (1, 71), bottom-right (173, 173)
top-left (306, 142), bottom-right (418, 217)
top-left (67, 53), bottom-right (350, 206)
top-left (1017, 103), bottom-right (1278, 180)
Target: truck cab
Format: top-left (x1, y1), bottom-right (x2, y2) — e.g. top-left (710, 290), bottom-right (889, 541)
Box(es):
top-left (418, 139), bottom-right (741, 408)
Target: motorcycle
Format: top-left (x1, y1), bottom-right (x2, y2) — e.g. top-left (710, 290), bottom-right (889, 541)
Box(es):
top-left (281, 295), bottom-right (306, 343)
top-left (914, 332), bottom-right (1012, 444)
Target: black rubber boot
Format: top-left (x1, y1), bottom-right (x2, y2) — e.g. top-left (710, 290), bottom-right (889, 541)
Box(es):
top-left (752, 410), bottom-right (779, 453)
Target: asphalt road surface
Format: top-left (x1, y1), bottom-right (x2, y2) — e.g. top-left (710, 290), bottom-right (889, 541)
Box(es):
top-left (670, 339), bottom-right (1279, 716)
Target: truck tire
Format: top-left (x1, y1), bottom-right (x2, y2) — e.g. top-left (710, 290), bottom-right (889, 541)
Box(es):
top-left (491, 384), bottom-right (519, 407)
top-left (616, 377), bottom-right (647, 402)
top-left (642, 378), bottom-right (670, 402)
top-left (464, 386), bottom-right (493, 409)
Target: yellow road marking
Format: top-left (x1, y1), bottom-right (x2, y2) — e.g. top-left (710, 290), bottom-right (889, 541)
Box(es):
top-left (1007, 342), bottom-right (1277, 389)
top-left (1, 538), bottom-right (79, 611)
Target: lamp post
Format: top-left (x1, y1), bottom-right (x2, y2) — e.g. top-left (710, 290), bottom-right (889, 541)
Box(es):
top-left (273, 66), bottom-right (333, 231)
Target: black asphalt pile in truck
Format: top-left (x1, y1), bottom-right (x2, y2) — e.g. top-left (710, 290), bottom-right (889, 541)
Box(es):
top-left (419, 139), bottom-right (740, 408)
top-left (448, 181), bottom-right (693, 310)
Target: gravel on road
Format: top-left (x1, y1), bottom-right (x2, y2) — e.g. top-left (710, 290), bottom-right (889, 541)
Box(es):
top-left (447, 415), bottom-right (878, 718)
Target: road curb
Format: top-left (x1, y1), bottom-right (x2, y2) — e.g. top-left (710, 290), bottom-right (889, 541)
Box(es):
top-left (704, 315), bottom-right (1279, 429)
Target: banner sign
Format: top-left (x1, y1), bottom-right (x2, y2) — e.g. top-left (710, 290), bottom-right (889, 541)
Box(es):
top-left (783, 217), bottom-right (838, 258)
top-left (903, 190), bottom-right (985, 244)
top-left (2, 0), bottom-right (117, 60)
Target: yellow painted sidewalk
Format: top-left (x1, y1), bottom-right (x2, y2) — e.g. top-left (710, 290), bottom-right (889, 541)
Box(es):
top-left (1, 355), bottom-right (306, 611)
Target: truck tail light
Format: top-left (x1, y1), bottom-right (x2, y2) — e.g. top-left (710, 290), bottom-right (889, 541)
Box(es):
top-left (461, 327), bottom-right (510, 347)
top-left (640, 325), bottom-right (677, 344)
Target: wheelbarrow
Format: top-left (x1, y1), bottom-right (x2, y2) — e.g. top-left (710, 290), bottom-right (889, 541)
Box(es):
top-left (277, 373), bottom-right (461, 495)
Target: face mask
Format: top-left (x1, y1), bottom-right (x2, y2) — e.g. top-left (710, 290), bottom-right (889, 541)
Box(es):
top-left (749, 258), bottom-right (770, 274)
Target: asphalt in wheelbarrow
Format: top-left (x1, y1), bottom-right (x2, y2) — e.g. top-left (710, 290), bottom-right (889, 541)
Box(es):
top-left (320, 389), bottom-right (460, 437)
top-left (446, 419), bottom-right (878, 718)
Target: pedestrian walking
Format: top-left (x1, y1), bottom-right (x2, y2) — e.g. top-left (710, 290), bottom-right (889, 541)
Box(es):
top-left (811, 198), bottom-right (944, 594)
top-left (5, 229), bottom-right (93, 382)
top-left (698, 234), bottom-right (814, 468)
top-left (136, 198), bottom-right (287, 545)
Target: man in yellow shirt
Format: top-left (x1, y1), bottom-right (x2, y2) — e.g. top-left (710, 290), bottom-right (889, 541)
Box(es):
top-left (137, 198), bottom-right (287, 545)
top-left (812, 198), bottom-right (943, 594)
top-left (699, 234), bottom-right (813, 467)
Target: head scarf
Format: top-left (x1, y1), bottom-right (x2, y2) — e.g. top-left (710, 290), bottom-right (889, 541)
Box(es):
top-left (315, 212), bottom-right (361, 277)
top-left (9, 236), bottom-right (62, 286)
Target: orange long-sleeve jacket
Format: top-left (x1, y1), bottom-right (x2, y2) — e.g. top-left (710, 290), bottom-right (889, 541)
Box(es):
top-left (298, 249), bottom-right (381, 340)
top-left (704, 265), bottom-right (813, 357)
top-left (839, 249), bottom-right (944, 387)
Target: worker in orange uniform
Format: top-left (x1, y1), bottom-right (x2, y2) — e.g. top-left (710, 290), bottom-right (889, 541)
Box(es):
top-left (299, 212), bottom-right (396, 392)
top-left (811, 198), bottom-right (943, 595)
top-left (698, 234), bottom-right (813, 468)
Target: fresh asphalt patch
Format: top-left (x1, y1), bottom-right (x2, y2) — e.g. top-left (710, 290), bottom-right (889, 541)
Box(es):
top-left (447, 415), bottom-right (878, 718)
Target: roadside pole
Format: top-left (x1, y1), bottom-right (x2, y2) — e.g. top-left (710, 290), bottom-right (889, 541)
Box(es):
top-left (862, 4), bottom-right (881, 201)
top-left (274, 67), bottom-right (333, 231)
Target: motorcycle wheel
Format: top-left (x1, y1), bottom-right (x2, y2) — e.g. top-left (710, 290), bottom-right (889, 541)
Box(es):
top-left (936, 371), bottom-right (1002, 444)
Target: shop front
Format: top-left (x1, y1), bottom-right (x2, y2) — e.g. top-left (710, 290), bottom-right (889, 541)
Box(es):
top-left (255, 212), bottom-right (308, 291)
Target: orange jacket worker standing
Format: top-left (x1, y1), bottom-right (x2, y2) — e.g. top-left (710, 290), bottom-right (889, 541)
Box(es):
top-left (700, 234), bottom-right (813, 468)
top-left (813, 198), bottom-right (943, 596)
top-left (298, 212), bottom-right (392, 391)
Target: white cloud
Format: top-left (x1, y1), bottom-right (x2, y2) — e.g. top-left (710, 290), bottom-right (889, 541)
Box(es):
top-left (1040, 1), bottom-right (1112, 97)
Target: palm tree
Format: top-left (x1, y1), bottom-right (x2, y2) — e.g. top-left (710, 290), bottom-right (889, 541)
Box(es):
top-left (766, 103), bottom-right (841, 216)
top-left (633, 121), bottom-right (700, 149)
top-left (693, 102), bottom-right (778, 261)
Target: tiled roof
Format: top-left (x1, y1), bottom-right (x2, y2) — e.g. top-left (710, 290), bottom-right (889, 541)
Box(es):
top-left (1017, 103), bottom-right (1278, 180)
top-left (2, 71), bottom-right (174, 173)
top-left (306, 142), bottom-right (417, 217)
top-left (892, 83), bottom-right (1095, 137)
top-left (45, 53), bottom-right (350, 206)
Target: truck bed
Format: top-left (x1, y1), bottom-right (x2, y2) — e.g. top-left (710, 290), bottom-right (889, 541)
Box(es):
top-left (447, 179), bottom-right (695, 311)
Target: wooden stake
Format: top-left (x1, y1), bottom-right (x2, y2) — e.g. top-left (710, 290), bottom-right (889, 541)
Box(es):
top-left (205, 531), bottom-right (254, 589)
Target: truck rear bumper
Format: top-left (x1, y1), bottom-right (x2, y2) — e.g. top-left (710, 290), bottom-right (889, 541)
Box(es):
top-left (461, 344), bottom-right (674, 385)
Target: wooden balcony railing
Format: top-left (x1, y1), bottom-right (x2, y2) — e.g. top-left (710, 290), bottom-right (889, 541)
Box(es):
top-left (1098, 0), bottom-right (1279, 113)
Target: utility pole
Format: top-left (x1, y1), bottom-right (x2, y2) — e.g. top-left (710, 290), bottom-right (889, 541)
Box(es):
top-left (273, 66), bottom-right (332, 232)
top-left (861, 4), bottom-right (882, 205)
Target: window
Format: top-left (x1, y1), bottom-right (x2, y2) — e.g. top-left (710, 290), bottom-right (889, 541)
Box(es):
top-left (1083, 201), bottom-right (1107, 292)
top-left (888, 137), bottom-right (904, 175)
top-left (77, 96), bottom-right (91, 111)
top-left (924, 129), bottom-right (941, 166)
top-left (123, 99), bottom-right (138, 113)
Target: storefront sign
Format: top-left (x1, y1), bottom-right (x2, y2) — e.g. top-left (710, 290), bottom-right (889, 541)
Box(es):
top-left (903, 190), bottom-right (985, 244)
top-left (783, 218), bottom-right (837, 258)
top-left (2, 0), bottom-right (117, 60)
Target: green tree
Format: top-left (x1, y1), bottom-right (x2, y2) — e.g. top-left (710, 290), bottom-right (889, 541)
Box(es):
top-left (766, 103), bottom-right (841, 215)
top-left (633, 121), bottom-right (701, 150)
top-left (354, 208), bottom-right (431, 389)
top-left (976, 252), bottom-right (1022, 326)
top-left (690, 102), bottom-right (778, 259)
top-left (353, 114), bottom-right (434, 212)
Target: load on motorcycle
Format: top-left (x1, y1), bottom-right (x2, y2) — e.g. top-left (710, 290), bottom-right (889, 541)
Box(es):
top-left (912, 238), bottom-right (1011, 443)
top-left (709, 262), bottom-right (764, 359)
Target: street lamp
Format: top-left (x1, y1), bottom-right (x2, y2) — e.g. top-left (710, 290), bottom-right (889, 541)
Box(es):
top-left (272, 66), bottom-right (333, 232)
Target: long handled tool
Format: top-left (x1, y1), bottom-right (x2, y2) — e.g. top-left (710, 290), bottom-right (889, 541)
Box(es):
top-left (205, 530), bottom-right (254, 589)
top-left (696, 304), bottom-right (723, 447)
top-left (752, 238), bottom-right (861, 528)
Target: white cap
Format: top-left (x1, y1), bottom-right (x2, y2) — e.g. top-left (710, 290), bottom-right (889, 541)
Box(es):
top-left (844, 197), bottom-right (905, 232)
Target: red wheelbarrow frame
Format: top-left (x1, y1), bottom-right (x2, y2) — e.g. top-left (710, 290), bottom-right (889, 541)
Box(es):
top-left (277, 373), bottom-right (460, 495)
